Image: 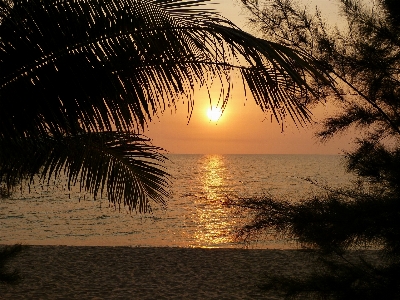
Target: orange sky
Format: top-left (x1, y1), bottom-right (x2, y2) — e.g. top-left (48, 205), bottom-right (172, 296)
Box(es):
top-left (144, 0), bottom-right (353, 154)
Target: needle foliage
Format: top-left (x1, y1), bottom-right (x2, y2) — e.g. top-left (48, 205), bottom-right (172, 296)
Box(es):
top-left (227, 0), bottom-right (400, 298)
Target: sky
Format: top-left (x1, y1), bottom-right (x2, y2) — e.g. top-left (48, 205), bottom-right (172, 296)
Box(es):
top-left (144, 0), bottom-right (354, 155)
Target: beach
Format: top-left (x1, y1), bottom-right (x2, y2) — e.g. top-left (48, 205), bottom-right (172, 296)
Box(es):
top-left (1, 246), bottom-right (320, 299)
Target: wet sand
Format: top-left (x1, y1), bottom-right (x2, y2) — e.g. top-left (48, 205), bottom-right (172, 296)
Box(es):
top-left (0, 246), bottom-right (324, 299)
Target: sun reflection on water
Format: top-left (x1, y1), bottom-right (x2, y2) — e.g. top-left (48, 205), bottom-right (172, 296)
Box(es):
top-left (201, 155), bottom-right (225, 201)
top-left (192, 155), bottom-right (236, 248)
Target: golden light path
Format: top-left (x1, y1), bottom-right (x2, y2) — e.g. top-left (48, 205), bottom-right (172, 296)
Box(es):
top-left (193, 155), bottom-right (235, 247)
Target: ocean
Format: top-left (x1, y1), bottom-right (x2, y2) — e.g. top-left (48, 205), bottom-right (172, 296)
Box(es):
top-left (0, 154), bottom-right (355, 249)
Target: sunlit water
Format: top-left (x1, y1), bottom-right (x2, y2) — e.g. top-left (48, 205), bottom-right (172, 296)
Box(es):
top-left (1, 154), bottom-right (356, 248)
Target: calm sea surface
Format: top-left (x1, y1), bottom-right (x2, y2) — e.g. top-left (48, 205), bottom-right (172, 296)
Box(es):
top-left (1, 154), bottom-right (355, 249)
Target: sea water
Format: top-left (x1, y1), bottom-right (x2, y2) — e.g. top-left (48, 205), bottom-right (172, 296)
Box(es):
top-left (0, 154), bottom-right (356, 248)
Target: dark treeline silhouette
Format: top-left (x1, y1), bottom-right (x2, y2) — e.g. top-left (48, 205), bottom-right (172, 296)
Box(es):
top-left (226, 0), bottom-right (400, 298)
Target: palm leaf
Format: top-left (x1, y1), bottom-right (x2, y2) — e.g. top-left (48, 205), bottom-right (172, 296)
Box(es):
top-left (0, 132), bottom-right (169, 212)
top-left (0, 0), bottom-right (333, 141)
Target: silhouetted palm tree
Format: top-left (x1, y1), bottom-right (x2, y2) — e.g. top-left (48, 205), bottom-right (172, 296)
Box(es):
top-left (0, 0), bottom-right (332, 212)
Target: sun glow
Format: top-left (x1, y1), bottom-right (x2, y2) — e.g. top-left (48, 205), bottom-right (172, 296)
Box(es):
top-left (206, 107), bottom-right (222, 122)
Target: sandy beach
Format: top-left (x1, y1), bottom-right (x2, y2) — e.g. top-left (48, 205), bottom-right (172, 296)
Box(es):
top-left (0, 246), bottom-right (323, 299)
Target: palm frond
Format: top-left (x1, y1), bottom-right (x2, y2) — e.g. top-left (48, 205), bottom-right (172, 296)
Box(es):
top-left (0, 0), bottom-right (334, 141)
top-left (0, 132), bottom-right (169, 212)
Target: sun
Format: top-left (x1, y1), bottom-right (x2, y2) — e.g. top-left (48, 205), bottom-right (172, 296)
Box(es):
top-left (207, 106), bottom-right (222, 122)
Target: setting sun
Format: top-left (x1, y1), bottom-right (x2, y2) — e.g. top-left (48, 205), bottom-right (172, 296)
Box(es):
top-left (206, 106), bottom-right (222, 122)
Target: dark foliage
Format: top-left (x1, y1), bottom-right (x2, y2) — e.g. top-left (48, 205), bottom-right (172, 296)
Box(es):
top-left (262, 257), bottom-right (400, 299)
top-left (0, 132), bottom-right (169, 212)
top-left (229, 0), bottom-right (400, 298)
top-left (227, 180), bottom-right (400, 298)
top-left (233, 191), bottom-right (400, 256)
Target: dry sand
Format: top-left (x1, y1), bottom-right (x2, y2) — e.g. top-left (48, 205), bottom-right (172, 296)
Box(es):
top-left (1, 246), bottom-right (322, 299)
